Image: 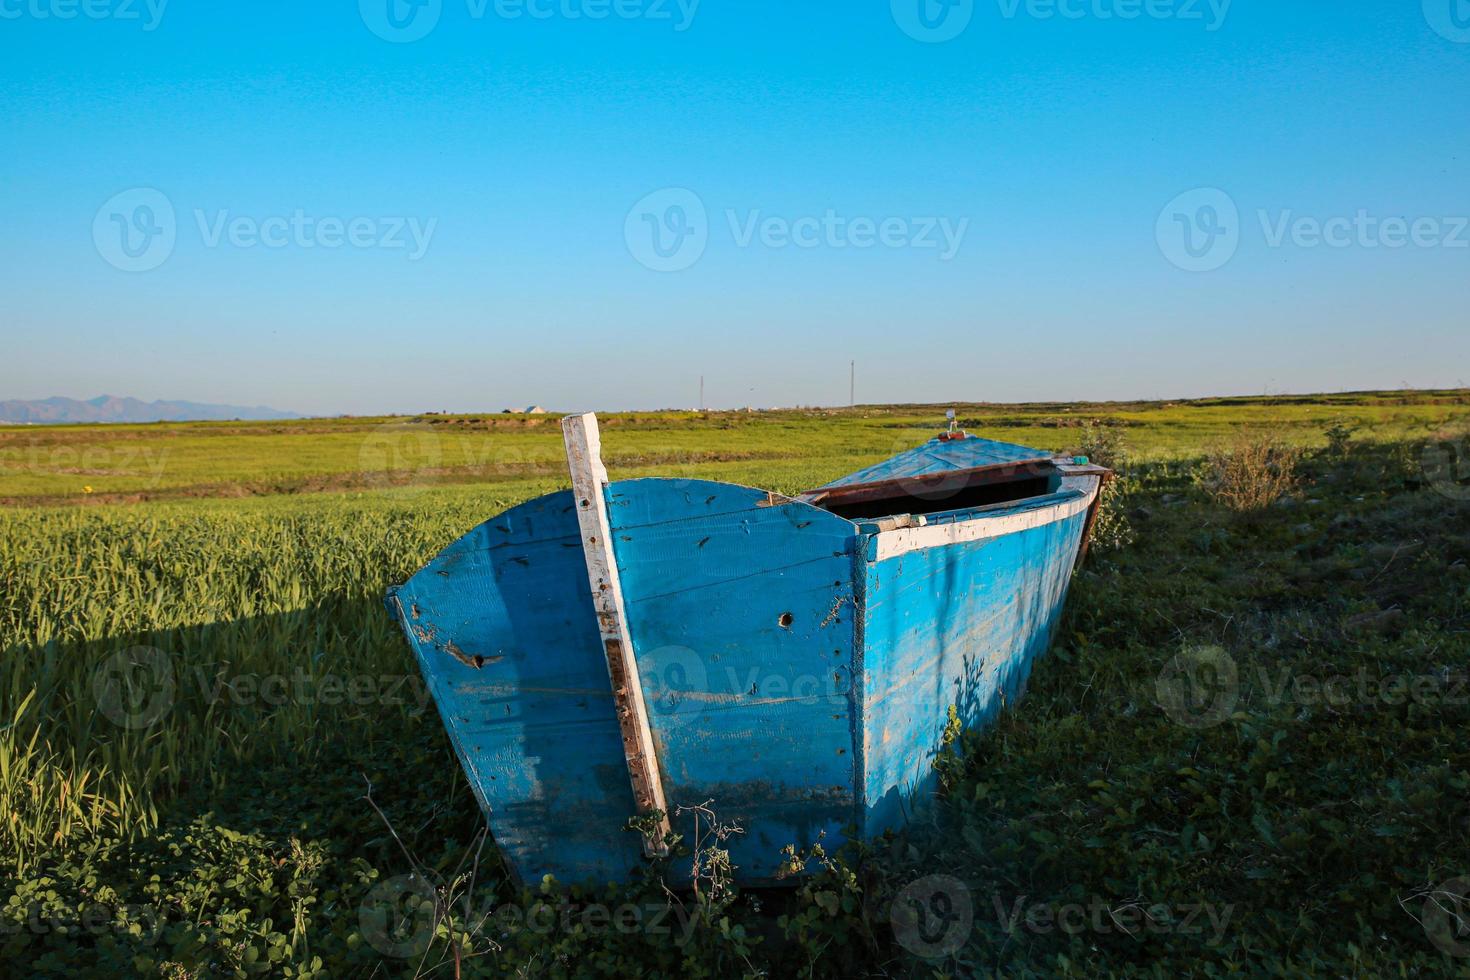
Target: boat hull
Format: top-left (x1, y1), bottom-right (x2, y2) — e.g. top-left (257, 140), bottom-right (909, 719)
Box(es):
top-left (388, 463), bottom-right (1101, 885)
top-left (859, 502), bottom-right (1090, 833)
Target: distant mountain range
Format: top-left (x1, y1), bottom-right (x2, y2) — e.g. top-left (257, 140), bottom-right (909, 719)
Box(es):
top-left (0, 395), bottom-right (300, 424)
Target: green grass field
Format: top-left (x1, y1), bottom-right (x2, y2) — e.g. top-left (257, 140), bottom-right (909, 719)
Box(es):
top-left (2, 391), bottom-right (1469, 977)
top-left (3, 390), bottom-right (1467, 504)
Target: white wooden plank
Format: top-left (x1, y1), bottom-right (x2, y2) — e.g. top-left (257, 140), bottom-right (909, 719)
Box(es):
top-left (561, 412), bottom-right (671, 856)
top-left (871, 477), bottom-right (1100, 562)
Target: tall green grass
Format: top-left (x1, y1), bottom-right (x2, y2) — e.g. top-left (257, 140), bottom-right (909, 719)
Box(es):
top-left (0, 502), bottom-right (489, 873)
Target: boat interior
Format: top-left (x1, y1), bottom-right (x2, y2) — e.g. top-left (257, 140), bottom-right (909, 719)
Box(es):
top-left (799, 458), bottom-right (1063, 522)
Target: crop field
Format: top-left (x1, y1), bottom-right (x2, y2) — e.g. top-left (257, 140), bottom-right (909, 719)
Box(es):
top-left (2, 390), bottom-right (1470, 977)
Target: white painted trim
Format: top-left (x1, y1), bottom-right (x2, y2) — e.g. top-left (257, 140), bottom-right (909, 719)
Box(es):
top-left (871, 476), bottom-right (1100, 562)
top-left (562, 413), bottom-right (671, 855)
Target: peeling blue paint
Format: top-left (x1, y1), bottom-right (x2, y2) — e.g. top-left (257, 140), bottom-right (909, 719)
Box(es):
top-left (388, 439), bottom-right (1100, 885)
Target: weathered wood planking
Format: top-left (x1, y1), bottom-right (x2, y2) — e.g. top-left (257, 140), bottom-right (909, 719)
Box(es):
top-left (607, 479), bottom-right (859, 877)
top-left (387, 425), bottom-right (1106, 885)
top-left (859, 506), bottom-right (1090, 833)
top-left (561, 414), bottom-right (670, 854)
top-left (387, 491), bottom-right (645, 884)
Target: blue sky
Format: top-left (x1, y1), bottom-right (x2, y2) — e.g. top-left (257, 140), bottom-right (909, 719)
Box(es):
top-left (2, 0), bottom-right (1468, 414)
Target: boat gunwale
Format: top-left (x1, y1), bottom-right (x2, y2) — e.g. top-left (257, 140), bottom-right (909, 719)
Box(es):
top-left (863, 473), bottom-right (1102, 562)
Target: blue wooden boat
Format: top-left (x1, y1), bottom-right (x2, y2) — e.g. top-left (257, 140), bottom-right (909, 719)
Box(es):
top-left (386, 414), bottom-right (1108, 884)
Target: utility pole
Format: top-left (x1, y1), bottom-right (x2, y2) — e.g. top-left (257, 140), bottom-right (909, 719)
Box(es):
top-left (849, 360), bottom-right (855, 408)
top-left (699, 376), bottom-right (704, 412)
